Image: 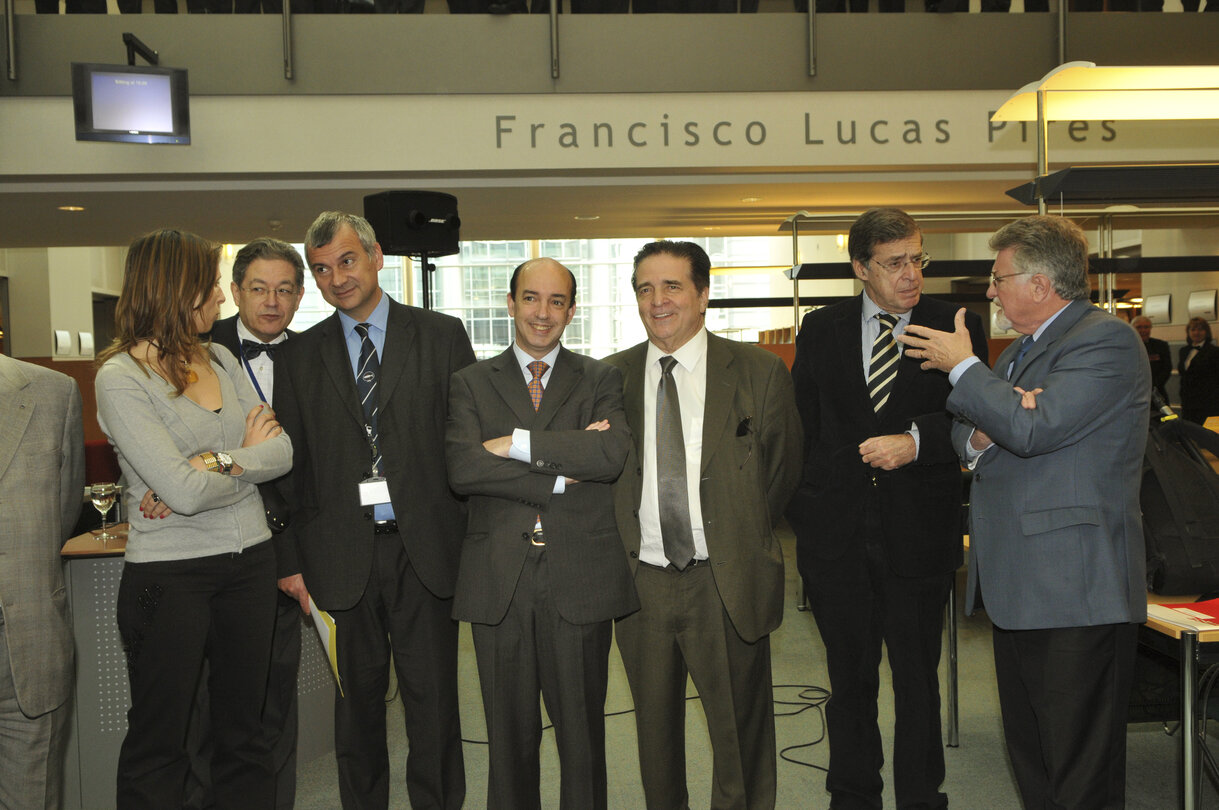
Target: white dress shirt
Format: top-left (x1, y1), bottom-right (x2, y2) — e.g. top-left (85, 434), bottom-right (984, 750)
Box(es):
top-left (639, 329), bottom-right (709, 567)
top-left (235, 318), bottom-right (289, 404)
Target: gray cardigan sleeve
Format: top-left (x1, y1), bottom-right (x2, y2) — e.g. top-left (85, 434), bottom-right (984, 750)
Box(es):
top-left (96, 351), bottom-right (292, 516)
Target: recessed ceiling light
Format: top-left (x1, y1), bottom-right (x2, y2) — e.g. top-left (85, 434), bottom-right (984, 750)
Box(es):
top-left (573, 215), bottom-right (600, 221)
top-left (740, 196), bottom-right (762, 203)
top-left (57, 205), bottom-right (85, 212)
top-left (703, 226), bottom-right (719, 231)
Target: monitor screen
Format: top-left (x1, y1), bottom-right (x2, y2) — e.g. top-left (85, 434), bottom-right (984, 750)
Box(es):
top-left (71, 62), bottom-right (190, 146)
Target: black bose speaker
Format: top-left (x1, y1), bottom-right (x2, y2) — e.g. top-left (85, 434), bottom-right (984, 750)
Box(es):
top-left (363, 190), bottom-right (461, 257)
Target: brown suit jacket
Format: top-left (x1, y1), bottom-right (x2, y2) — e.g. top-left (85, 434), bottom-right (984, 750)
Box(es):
top-left (604, 332), bottom-right (803, 643)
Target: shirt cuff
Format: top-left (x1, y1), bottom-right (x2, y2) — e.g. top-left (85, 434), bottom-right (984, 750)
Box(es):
top-left (553, 476), bottom-right (565, 494)
top-left (963, 430), bottom-right (989, 468)
top-left (509, 428), bottom-right (530, 462)
top-left (907, 423), bottom-right (920, 459)
top-left (948, 355), bottom-right (982, 386)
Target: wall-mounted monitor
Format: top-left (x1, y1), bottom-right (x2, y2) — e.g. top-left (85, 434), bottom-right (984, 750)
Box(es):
top-left (71, 62), bottom-right (190, 145)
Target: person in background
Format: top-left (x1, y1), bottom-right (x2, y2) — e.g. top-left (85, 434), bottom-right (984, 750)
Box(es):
top-left (1178, 316), bottom-right (1219, 425)
top-left (1131, 315), bottom-right (1172, 407)
top-left (96, 228), bottom-right (292, 809)
top-left (0, 352), bottom-right (84, 810)
top-left (190, 237), bottom-right (306, 810)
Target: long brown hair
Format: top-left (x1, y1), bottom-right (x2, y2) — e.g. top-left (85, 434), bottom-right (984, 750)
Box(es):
top-left (97, 228), bottom-right (221, 395)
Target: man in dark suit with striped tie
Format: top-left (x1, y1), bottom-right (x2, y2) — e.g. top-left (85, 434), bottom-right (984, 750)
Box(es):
top-left (786, 208), bottom-right (988, 810)
top-left (274, 212), bottom-right (475, 809)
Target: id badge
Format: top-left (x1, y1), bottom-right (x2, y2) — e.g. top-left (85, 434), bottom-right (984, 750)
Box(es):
top-left (358, 476), bottom-right (392, 506)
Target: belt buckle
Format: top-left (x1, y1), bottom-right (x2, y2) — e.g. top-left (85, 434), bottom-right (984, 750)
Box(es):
top-left (530, 529), bottom-right (546, 547)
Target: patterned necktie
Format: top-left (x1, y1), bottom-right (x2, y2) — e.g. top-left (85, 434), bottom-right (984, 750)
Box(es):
top-left (241, 339), bottom-right (278, 359)
top-left (1008, 336), bottom-right (1033, 380)
top-left (527, 360), bottom-right (548, 411)
top-left (657, 356), bottom-right (695, 571)
top-left (354, 323), bottom-right (381, 475)
top-left (868, 313), bottom-right (899, 413)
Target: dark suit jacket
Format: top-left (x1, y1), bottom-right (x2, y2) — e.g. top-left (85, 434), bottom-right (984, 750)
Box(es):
top-left (209, 314), bottom-right (296, 531)
top-left (0, 355), bottom-right (83, 716)
top-left (604, 332), bottom-right (803, 644)
top-left (950, 301), bottom-right (1149, 630)
top-left (1144, 336), bottom-right (1172, 403)
top-left (274, 298), bottom-right (476, 610)
top-left (785, 294), bottom-right (988, 580)
top-left (446, 346), bottom-right (637, 626)
top-left (1179, 341), bottom-right (1219, 420)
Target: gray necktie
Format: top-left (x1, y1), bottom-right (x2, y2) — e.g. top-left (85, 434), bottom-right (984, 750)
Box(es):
top-left (868, 313), bottom-right (899, 413)
top-left (657, 356), bottom-right (695, 571)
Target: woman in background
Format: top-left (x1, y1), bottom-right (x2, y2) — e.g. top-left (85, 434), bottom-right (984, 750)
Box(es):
top-left (95, 229), bottom-right (292, 810)
top-left (1178, 316), bottom-right (1219, 425)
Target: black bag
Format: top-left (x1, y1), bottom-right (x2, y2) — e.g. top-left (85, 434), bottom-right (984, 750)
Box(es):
top-left (1142, 416), bottom-right (1219, 595)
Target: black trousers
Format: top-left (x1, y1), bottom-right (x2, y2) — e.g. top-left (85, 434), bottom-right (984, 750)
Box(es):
top-left (471, 544), bottom-right (613, 810)
top-left (115, 542), bottom-right (277, 810)
top-left (329, 534), bottom-right (464, 810)
top-left (992, 622), bottom-right (1139, 810)
top-left (804, 515), bottom-right (952, 810)
top-left (184, 590), bottom-right (303, 810)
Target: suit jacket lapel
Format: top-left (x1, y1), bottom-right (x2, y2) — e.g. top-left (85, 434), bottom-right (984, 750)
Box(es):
top-left (835, 296), bottom-right (873, 415)
top-left (889, 299), bottom-right (932, 404)
top-left (378, 300), bottom-right (413, 408)
top-left (0, 358), bottom-right (34, 483)
top-left (318, 314), bottom-right (365, 429)
top-left (489, 348), bottom-right (537, 427)
top-left (620, 344), bottom-right (647, 460)
top-left (1010, 300), bottom-right (1092, 386)
top-left (701, 333), bottom-right (737, 475)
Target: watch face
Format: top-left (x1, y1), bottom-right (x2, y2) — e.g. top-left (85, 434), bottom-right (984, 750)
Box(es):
top-left (217, 451), bottom-right (234, 469)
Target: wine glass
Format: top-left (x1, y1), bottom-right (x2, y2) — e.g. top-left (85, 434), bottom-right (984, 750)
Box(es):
top-left (90, 483), bottom-right (118, 547)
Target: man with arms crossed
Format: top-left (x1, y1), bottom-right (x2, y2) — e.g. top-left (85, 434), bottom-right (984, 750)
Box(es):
top-left (446, 257), bottom-right (636, 809)
top-left (274, 212), bottom-right (475, 810)
top-left (605, 240), bottom-right (802, 810)
top-left (785, 208), bottom-right (987, 810)
top-left (898, 215), bottom-right (1149, 810)
top-left (0, 353), bottom-right (83, 810)
top-left (203, 237), bottom-right (305, 808)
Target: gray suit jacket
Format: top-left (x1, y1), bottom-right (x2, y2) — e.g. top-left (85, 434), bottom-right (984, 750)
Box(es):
top-left (446, 346), bottom-right (637, 626)
top-left (0, 355), bottom-right (84, 715)
top-left (605, 332), bottom-right (803, 644)
top-left (949, 300), bottom-right (1150, 631)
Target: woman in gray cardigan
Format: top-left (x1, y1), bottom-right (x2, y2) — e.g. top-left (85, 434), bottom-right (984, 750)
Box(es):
top-left (95, 229), bottom-right (292, 810)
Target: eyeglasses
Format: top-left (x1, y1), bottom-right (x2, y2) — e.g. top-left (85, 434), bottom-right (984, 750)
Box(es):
top-left (868, 253), bottom-right (930, 274)
top-left (989, 271), bottom-right (1030, 287)
top-left (241, 286), bottom-right (299, 299)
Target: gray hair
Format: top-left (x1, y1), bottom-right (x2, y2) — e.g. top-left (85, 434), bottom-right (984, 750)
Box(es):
top-left (232, 237), bottom-right (305, 288)
top-left (989, 216), bottom-right (1090, 302)
top-left (305, 211), bottom-right (379, 257)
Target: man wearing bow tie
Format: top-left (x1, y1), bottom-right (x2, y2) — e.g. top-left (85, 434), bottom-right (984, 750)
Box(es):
top-left (202, 237), bottom-right (305, 809)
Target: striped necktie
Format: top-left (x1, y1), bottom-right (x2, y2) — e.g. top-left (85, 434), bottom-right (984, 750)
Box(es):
top-left (527, 360), bottom-right (548, 411)
top-left (354, 323), bottom-right (381, 475)
top-left (868, 313), bottom-right (899, 413)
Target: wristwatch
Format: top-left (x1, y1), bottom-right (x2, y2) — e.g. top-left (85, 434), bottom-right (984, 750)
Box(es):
top-left (201, 451), bottom-right (235, 475)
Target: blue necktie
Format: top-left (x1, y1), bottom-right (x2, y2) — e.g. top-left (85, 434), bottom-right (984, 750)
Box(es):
top-left (1008, 336), bottom-right (1033, 380)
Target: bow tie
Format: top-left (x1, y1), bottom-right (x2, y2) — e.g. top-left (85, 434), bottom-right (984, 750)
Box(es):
top-left (241, 339), bottom-right (279, 359)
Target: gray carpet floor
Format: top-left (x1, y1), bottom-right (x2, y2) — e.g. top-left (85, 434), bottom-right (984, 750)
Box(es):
top-left (294, 529), bottom-right (1193, 808)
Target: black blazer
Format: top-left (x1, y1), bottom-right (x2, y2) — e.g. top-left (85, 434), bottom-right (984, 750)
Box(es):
top-left (1179, 341), bottom-right (1219, 421)
top-left (786, 294), bottom-right (988, 579)
top-left (274, 298), bottom-right (476, 610)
